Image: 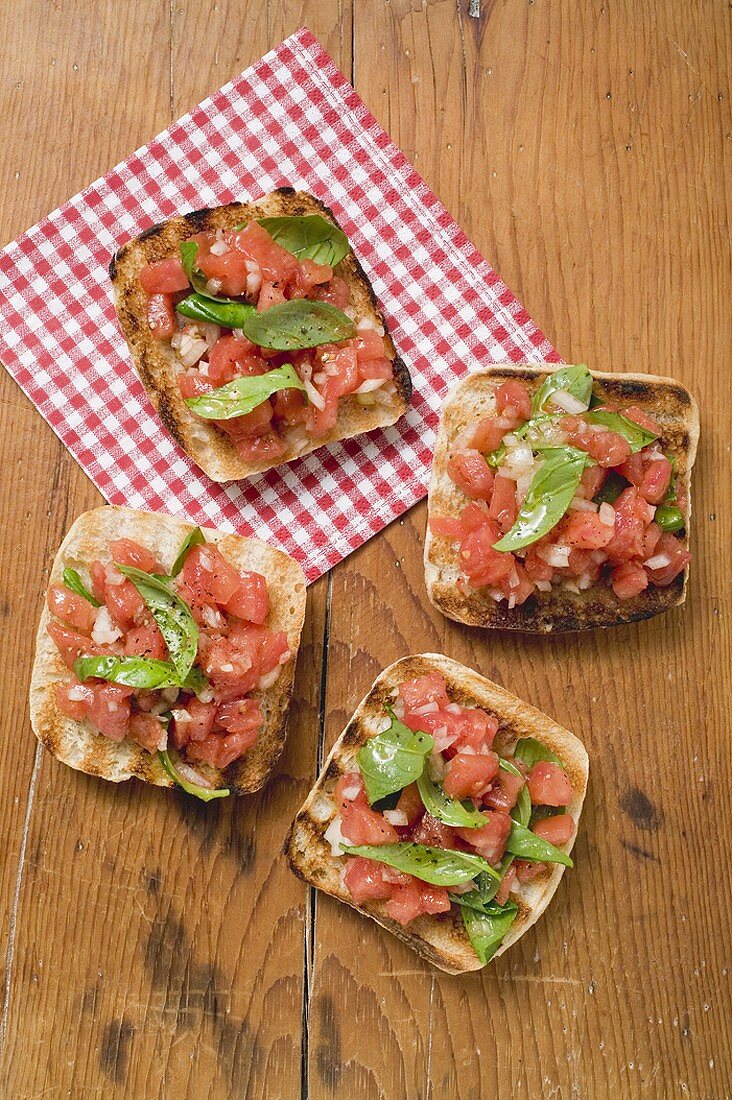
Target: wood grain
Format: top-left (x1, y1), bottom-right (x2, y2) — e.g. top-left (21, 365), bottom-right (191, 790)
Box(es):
top-left (0, 1), bottom-right (730, 1097)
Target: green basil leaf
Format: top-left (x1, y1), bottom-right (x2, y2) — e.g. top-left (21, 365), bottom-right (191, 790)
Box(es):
top-left (241, 299), bottom-right (356, 350)
top-left (531, 365), bottom-right (593, 415)
top-left (506, 820), bottom-right (573, 866)
top-left (179, 241), bottom-right (230, 302)
top-left (176, 293), bottom-right (257, 329)
top-left (74, 654), bottom-right (182, 690)
top-left (450, 870), bottom-right (504, 912)
top-left (372, 791), bottom-right (402, 812)
top-left (115, 565), bottom-right (198, 683)
top-left (341, 842), bottom-right (500, 886)
top-left (159, 750), bottom-right (230, 802)
top-left (514, 737), bottom-right (562, 770)
top-left (663, 455), bottom-right (678, 503)
top-left (584, 410), bottom-right (658, 453)
top-left (593, 469), bottom-right (628, 504)
top-left (499, 758), bottom-right (531, 826)
top-left (258, 214), bottom-right (350, 267)
top-left (460, 899), bottom-right (518, 965)
top-left (416, 770), bottom-right (489, 829)
top-left (62, 568), bottom-right (100, 607)
top-left (655, 504), bottom-right (684, 533)
top-left (493, 447), bottom-right (590, 552)
top-left (356, 711), bottom-right (433, 805)
top-left (170, 527), bottom-right (206, 576)
top-left (185, 363), bottom-right (306, 421)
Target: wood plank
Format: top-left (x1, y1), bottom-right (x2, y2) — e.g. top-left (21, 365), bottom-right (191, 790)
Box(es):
top-left (309, 1), bottom-right (732, 1098)
top-left (0, 3), bottom-right (341, 1096)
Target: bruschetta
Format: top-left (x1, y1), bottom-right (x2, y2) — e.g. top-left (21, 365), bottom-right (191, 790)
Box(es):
top-left (286, 654), bottom-right (588, 974)
top-left (425, 364), bottom-right (699, 632)
top-left (110, 188), bottom-right (411, 481)
top-left (30, 507), bottom-right (306, 798)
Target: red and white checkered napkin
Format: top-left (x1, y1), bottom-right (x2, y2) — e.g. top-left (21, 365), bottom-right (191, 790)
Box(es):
top-left (0, 28), bottom-right (556, 583)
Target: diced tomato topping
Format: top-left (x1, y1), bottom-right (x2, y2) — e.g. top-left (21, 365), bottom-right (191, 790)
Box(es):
top-left (105, 580), bottom-right (146, 630)
top-left (186, 728), bottom-right (258, 769)
top-left (514, 859), bottom-right (547, 884)
top-left (604, 487), bottom-right (647, 563)
top-left (618, 451), bottom-right (644, 486)
top-left (124, 620), bottom-right (167, 660)
top-left (272, 387), bottom-right (308, 426)
top-left (452, 709), bottom-right (499, 754)
top-left (342, 857), bottom-right (393, 903)
top-left (47, 621), bottom-right (107, 670)
top-left (461, 523), bottom-right (515, 588)
top-left (471, 415), bottom-right (509, 454)
top-left (483, 767), bottom-right (525, 813)
top-left (495, 865), bottom-right (517, 906)
top-left (129, 712), bottom-right (167, 753)
top-left (47, 583), bottom-right (96, 635)
top-left (399, 673), bottom-right (450, 713)
top-left (314, 275), bottom-right (350, 309)
top-left (215, 699), bottom-right (262, 749)
top-left (428, 514), bottom-right (465, 540)
top-left (170, 698), bottom-right (217, 747)
top-left (335, 773), bottom-right (398, 846)
top-left (87, 683), bottom-right (133, 741)
top-left (223, 571), bottom-right (269, 624)
top-left (639, 456), bottom-right (672, 504)
top-left (457, 811), bottom-right (511, 864)
top-left (355, 329), bottom-right (386, 361)
top-left (610, 560), bottom-right (649, 600)
top-left (444, 752), bottom-right (500, 799)
top-left (386, 878), bottom-right (451, 926)
top-left (532, 813), bottom-right (575, 846)
top-left (395, 782), bottom-right (424, 824)
top-left (409, 812), bottom-right (456, 849)
top-left (488, 475), bottom-right (518, 533)
top-left (580, 465), bottom-right (607, 499)
top-left (182, 544), bottom-right (240, 606)
top-left (140, 257), bottom-right (190, 295)
top-left (178, 370), bottom-right (213, 399)
top-left (147, 294), bottom-right (176, 339)
top-left (447, 451), bottom-right (495, 500)
top-left (564, 510), bottom-right (615, 551)
top-left (230, 431), bottom-right (288, 466)
top-left (56, 679), bottom-right (95, 720)
top-left (207, 335), bottom-right (268, 385)
top-left (496, 379), bottom-right (532, 420)
top-left (644, 532), bottom-right (691, 586)
top-left (233, 222), bottom-right (300, 285)
top-left (527, 761), bottom-right (573, 806)
top-left (561, 416), bottom-right (631, 467)
top-left (110, 539), bottom-right (158, 572)
top-left (289, 258), bottom-right (333, 298)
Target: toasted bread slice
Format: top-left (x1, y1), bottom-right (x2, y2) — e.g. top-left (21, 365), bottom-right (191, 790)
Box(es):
top-left (425, 364), bottom-right (700, 633)
top-left (29, 507), bottom-right (306, 795)
top-left (110, 188), bottom-right (411, 482)
top-left (285, 654), bottom-right (588, 974)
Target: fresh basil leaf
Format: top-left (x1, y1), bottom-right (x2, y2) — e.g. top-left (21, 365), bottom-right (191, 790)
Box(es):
top-left (450, 870), bottom-right (504, 913)
top-left (185, 363), bottom-right (306, 421)
top-left (372, 791), bottom-right (402, 812)
top-left (499, 758), bottom-right (531, 825)
top-left (493, 447), bottom-right (590, 552)
top-left (506, 820), bottom-right (573, 866)
top-left (356, 711), bottom-right (433, 805)
top-left (461, 899), bottom-right (518, 965)
top-left (176, 293), bottom-right (257, 329)
top-left (531, 365), bottom-right (593, 415)
top-left (584, 410), bottom-right (658, 453)
top-left (241, 299), bottom-right (356, 351)
top-left (75, 654), bottom-right (182, 690)
top-left (663, 455), bottom-right (678, 503)
top-left (179, 241), bottom-right (230, 302)
top-left (514, 737), bottom-right (562, 770)
top-left (170, 527), bottom-right (206, 576)
top-left (62, 568), bottom-right (100, 607)
top-left (416, 771), bottom-right (490, 829)
top-left (655, 504), bottom-right (684, 533)
top-left (114, 565), bottom-right (198, 683)
top-left (181, 666), bottom-right (210, 696)
top-left (593, 469), bottom-right (628, 504)
top-left (159, 750), bottom-right (230, 802)
top-left (341, 842), bottom-right (500, 886)
top-left (530, 805), bottom-right (562, 825)
top-left (257, 214), bottom-right (350, 267)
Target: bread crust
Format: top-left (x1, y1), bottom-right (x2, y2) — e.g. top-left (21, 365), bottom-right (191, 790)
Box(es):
top-left (425, 364), bottom-right (700, 633)
top-left (110, 188), bottom-right (411, 481)
top-left (29, 507), bottom-right (307, 795)
top-left (285, 654), bottom-right (588, 974)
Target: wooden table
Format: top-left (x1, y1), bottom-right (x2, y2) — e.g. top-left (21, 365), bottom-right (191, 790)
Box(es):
top-left (1, 3), bottom-right (730, 1097)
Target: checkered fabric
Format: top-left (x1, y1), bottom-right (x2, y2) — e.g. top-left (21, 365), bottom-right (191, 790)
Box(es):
top-left (0, 28), bottom-right (557, 582)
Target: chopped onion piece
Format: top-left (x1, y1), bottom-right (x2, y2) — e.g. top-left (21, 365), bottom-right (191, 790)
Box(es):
top-left (599, 503), bottom-right (616, 526)
top-left (549, 390), bottom-right (589, 414)
top-left (383, 810), bottom-right (408, 826)
top-left (645, 552), bottom-right (672, 570)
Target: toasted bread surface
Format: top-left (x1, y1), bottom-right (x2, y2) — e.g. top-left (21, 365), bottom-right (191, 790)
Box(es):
top-left (286, 654), bottom-right (588, 974)
top-left (425, 364), bottom-right (700, 633)
top-left (29, 507), bottom-right (306, 795)
top-left (110, 188), bottom-right (411, 481)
